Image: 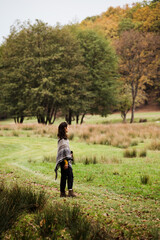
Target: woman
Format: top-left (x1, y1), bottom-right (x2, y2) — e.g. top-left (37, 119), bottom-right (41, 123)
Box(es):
top-left (55, 122), bottom-right (76, 197)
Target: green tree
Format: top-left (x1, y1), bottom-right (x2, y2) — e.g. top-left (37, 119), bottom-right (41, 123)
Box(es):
top-left (118, 18), bottom-right (135, 35)
top-left (0, 23), bottom-right (30, 123)
top-left (74, 28), bottom-right (118, 122)
top-left (0, 21), bottom-right (87, 124)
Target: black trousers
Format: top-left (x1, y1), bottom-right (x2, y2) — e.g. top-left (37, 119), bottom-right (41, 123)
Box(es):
top-left (60, 165), bottom-right (73, 192)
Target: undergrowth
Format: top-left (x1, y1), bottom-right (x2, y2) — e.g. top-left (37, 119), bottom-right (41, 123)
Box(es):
top-left (0, 182), bottom-right (46, 236)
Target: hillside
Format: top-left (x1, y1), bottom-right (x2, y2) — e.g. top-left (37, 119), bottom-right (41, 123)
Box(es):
top-left (80, 1), bottom-right (160, 39)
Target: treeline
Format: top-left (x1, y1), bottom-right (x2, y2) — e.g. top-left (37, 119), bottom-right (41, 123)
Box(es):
top-left (0, 0), bottom-right (160, 124)
top-left (0, 21), bottom-right (118, 124)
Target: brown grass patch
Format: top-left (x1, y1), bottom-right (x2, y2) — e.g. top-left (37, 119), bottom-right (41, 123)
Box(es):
top-left (1, 123), bottom-right (160, 149)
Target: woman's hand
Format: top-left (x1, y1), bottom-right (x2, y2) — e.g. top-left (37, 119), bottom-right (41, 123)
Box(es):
top-left (64, 165), bottom-right (68, 170)
top-left (64, 159), bottom-right (68, 170)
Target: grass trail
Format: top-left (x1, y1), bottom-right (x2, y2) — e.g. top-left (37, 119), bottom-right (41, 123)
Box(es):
top-left (0, 122), bottom-right (160, 239)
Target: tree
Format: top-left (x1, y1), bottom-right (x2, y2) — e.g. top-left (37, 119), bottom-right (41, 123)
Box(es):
top-left (115, 30), bottom-right (159, 123)
top-left (0, 22), bottom-right (30, 123)
top-left (0, 21), bottom-right (87, 124)
top-left (118, 18), bottom-right (135, 35)
top-left (132, 1), bottom-right (160, 32)
top-left (117, 84), bottom-right (132, 123)
top-left (117, 83), bottom-right (147, 123)
top-left (74, 28), bottom-right (118, 122)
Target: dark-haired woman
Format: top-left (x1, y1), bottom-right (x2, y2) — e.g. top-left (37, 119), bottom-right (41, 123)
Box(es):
top-left (55, 122), bottom-right (76, 197)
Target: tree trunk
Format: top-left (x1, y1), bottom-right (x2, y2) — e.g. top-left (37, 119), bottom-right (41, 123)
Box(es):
top-left (14, 117), bottom-right (24, 124)
top-left (14, 117), bottom-right (17, 123)
top-left (123, 113), bottom-right (126, 123)
top-left (68, 109), bottom-right (72, 125)
top-left (130, 100), bottom-right (135, 123)
top-left (49, 108), bottom-right (57, 124)
top-left (121, 112), bottom-right (127, 123)
top-left (76, 115), bottom-right (79, 124)
top-left (20, 116), bottom-right (24, 123)
top-left (80, 113), bottom-right (85, 124)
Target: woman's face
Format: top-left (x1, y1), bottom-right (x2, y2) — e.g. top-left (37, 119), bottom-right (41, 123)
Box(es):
top-left (65, 126), bottom-right (68, 134)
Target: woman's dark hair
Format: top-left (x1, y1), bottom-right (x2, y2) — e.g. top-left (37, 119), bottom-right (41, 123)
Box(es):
top-left (57, 122), bottom-right (68, 139)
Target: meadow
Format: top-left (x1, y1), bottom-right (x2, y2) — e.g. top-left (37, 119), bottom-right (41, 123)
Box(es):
top-left (0, 112), bottom-right (160, 239)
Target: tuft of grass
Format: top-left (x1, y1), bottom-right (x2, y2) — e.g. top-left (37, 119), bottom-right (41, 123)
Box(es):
top-left (68, 132), bottom-right (74, 140)
top-left (140, 175), bottom-right (151, 185)
top-left (149, 141), bottom-right (160, 151)
top-left (28, 158), bottom-right (36, 164)
top-left (139, 149), bottom-right (147, 157)
top-left (22, 127), bottom-right (34, 130)
top-left (86, 174), bottom-right (95, 182)
top-left (123, 148), bottom-right (137, 158)
top-left (12, 131), bottom-right (19, 137)
top-left (84, 157), bottom-right (90, 165)
top-left (113, 170), bottom-right (120, 175)
top-left (0, 183), bottom-right (46, 236)
top-left (92, 156), bottom-right (97, 164)
top-left (131, 140), bottom-right (138, 146)
top-left (35, 203), bottom-right (111, 240)
top-left (83, 156), bottom-right (98, 165)
top-left (42, 155), bottom-right (56, 162)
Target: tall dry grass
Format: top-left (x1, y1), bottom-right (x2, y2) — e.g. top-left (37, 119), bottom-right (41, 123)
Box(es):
top-left (71, 123), bottom-right (160, 148)
top-left (1, 122), bottom-right (160, 149)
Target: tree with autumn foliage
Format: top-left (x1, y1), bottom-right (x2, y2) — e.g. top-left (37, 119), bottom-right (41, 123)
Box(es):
top-left (115, 30), bottom-right (160, 123)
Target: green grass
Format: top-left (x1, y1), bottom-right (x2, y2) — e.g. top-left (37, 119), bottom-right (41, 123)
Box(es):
top-left (1, 111), bottom-right (160, 125)
top-left (0, 119), bottom-right (160, 239)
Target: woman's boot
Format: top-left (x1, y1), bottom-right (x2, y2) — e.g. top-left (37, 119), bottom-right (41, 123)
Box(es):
top-left (60, 191), bottom-right (66, 197)
top-left (68, 190), bottom-right (76, 197)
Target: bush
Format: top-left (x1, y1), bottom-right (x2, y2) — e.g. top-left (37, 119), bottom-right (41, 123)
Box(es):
top-left (123, 148), bottom-right (137, 158)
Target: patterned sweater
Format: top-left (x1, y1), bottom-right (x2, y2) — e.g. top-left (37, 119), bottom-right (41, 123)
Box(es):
top-left (54, 138), bottom-right (72, 179)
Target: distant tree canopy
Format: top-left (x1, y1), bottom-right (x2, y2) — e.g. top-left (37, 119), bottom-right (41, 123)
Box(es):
top-left (0, 21), bottom-right (118, 124)
top-left (81, 1), bottom-right (160, 37)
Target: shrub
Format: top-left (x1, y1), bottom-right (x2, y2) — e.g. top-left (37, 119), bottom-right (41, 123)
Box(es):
top-left (123, 148), bottom-right (137, 158)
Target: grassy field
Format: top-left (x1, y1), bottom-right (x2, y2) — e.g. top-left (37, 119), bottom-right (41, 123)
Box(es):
top-left (0, 113), bottom-right (160, 239)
